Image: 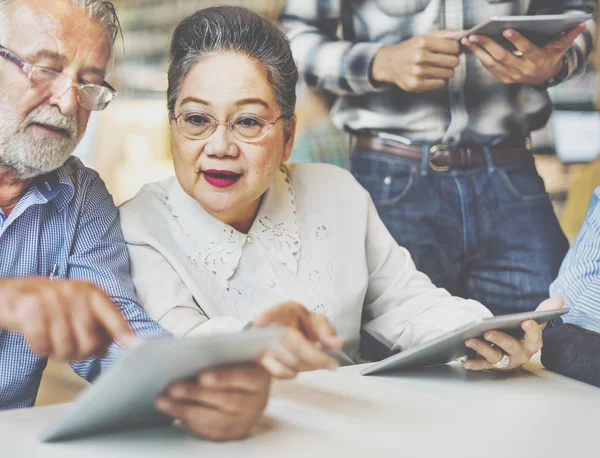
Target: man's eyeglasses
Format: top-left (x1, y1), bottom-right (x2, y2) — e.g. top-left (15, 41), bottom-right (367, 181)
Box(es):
top-left (170, 111), bottom-right (286, 143)
top-left (0, 45), bottom-right (117, 111)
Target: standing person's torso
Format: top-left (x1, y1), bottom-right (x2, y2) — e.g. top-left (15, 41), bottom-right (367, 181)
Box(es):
top-left (333, 0), bottom-right (552, 144)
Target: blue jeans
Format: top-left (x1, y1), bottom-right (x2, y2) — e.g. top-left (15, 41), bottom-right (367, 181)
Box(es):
top-left (351, 146), bottom-right (569, 316)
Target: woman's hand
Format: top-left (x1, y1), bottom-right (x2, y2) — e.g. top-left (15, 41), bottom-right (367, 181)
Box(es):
top-left (463, 297), bottom-right (564, 371)
top-left (251, 301), bottom-right (344, 379)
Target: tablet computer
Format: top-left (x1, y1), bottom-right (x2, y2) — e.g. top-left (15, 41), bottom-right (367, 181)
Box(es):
top-left (360, 308), bottom-right (568, 376)
top-left (459, 13), bottom-right (592, 49)
top-left (39, 326), bottom-right (284, 442)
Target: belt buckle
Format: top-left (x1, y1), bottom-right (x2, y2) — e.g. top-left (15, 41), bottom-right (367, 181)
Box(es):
top-left (429, 144), bottom-right (451, 172)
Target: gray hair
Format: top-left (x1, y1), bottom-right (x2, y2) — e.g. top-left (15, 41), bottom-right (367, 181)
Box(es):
top-left (0, 0), bottom-right (122, 45)
top-left (167, 5), bottom-right (298, 133)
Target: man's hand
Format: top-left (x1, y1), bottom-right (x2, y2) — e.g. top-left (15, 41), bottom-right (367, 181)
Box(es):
top-left (464, 297), bottom-right (565, 371)
top-left (0, 277), bottom-right (135, 360)
top-left (156, 365), bottom-right (270, 441)
top-left (461, 23), bottom-right (586, 85)
top-left (252, 301), bottom-right (344, 379)
top-left (371, 30), bottom-right (463, 92)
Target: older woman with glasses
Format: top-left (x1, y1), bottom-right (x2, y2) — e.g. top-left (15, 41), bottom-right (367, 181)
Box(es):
top-left (120, 5), bottom-right (560, 379)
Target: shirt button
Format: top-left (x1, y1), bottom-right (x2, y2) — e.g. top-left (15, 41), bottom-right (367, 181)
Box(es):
top-left (269, 280), bottom-right (276, 288)
top-left (246, 235), bottom-right (253, 244)
top-left (384, 176), bottom-right (392, 185)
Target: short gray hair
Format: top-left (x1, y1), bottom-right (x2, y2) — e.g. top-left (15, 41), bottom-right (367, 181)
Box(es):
top-left (0, 0), bottom-right (122, 45)
top-left (167, 5), bottom-right (298, 131)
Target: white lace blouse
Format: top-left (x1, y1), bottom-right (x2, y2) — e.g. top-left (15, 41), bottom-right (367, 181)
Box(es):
top-left (120, 163), bottom-right (492, 363)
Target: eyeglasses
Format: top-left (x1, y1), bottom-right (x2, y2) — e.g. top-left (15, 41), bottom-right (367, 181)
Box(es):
top-left (0, 45), bottom-right (117, 111)
top-left (170, 111), bottom-right (285, 143)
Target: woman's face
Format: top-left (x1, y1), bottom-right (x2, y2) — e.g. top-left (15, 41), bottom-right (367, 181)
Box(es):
top-left (170, 53), bottom-right (295, 232)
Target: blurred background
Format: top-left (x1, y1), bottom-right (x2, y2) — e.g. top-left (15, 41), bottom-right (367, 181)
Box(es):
top-left (36, 0), bottom-right (600, 405)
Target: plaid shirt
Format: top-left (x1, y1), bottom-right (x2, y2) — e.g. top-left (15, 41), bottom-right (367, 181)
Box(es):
top-left (0, 157), bottom-right (169, 410)
top-left (280, 0), bottom-right (596, 145)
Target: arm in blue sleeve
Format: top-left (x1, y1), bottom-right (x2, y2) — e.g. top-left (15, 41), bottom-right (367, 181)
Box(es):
top-left (541, 323), bottom-right (600, 387)
top-left (543, 186), bottom-right (600, 387)
top-left (550, 187), bottom-right (600, 335)
top-left (65, 173), bottom-right (170, 382)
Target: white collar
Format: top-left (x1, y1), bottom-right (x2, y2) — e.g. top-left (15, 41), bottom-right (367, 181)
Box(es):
top-left (168, 165), bottom-right (300, 284)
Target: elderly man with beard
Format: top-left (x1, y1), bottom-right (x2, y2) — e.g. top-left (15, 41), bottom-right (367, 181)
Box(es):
top-left (0, 0), bottom-right (272, 441)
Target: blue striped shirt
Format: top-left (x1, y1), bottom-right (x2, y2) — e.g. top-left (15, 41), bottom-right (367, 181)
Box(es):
top-left (0, 157), bottom-right (169, 410)
top-left (550, 186), bottom-right (600, 334)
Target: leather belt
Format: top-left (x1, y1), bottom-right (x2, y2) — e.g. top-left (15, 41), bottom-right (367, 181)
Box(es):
top-left (355, 136), bottom-right (533, 171)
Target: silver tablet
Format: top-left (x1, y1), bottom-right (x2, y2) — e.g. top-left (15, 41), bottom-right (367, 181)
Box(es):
top-left (39, 326), bottom-right (284, 442)
top-left (460, 13), bottom-right (593, 48)
top-left (360, 308), bottom-right (568, 376)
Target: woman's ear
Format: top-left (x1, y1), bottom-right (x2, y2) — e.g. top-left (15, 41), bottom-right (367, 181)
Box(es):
top-left (282, 114), bottom-right (297, 163)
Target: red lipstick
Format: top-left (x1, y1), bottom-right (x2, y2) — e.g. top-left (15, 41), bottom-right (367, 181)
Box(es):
top-left (202, 169), bottom-right (242, 188)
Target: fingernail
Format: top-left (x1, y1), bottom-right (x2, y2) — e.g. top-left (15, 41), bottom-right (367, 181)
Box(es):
top-left (170, 385), bottom-right (186, 398)
top-left (484, 333), bottom-right (493, 341)
top-left (328, 360), bottom-right (339, 370)
top-left (155, 398), bottom-right (170, 411)
top-left (323, 336), bottom-right (343, 349)
top-left (464, 340), bottom-right (473, 348)
top-left (504, 30), bottom-right (513, 38)
top-left (119, 334), bottom-right (137, 348)
top-left (201, 373), bottom-right (217, 386)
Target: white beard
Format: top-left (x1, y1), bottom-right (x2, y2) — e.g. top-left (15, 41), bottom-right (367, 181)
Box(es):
top-left (0, 98), bottom-right (80, 179)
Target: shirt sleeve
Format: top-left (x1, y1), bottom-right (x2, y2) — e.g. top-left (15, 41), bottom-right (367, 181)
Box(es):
top-left (279, 0), bottom-right (388, 95)
top-left (126, 240), bottom-right (248, 338)
top-left (66, 174), bottom-right (170, 382)
top-left (549, 187), bottom-right (600, 335)
top-left (360, 194), bottom-right (492, 352)
top-left (555, 2), bottom-right (596, 83)
top-left (541, 323), bottom-right (600, 387)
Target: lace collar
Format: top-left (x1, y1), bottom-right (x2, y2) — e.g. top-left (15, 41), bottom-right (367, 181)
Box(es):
top-left (168, 165), bottom-right (300, 284)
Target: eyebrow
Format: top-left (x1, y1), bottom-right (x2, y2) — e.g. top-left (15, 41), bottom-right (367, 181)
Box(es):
top-left (180, 96), bottom-right (270, 109)
top-left (26, 50), bottom-right (106, 78)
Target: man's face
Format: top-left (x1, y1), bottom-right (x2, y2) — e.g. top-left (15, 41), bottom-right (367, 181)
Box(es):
top-left (0, 0), bottom-right (112, 179)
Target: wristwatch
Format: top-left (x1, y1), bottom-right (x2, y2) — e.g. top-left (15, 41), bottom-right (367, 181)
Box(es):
top-left (540, 55), bottom-right (569, 89)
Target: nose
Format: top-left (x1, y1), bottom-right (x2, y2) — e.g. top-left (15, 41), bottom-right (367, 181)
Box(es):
top-left (203, 123), bottom-right (240, 158)
top-left (48, 80), bottom-right (79, 116)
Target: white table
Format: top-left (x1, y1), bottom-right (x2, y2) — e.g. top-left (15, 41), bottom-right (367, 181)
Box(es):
top-left (2, 359), bottom-right (598, 458)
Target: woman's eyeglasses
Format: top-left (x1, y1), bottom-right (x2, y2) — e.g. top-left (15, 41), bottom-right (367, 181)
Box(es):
top-left (0, 45), bottom-right (117, 111)
top-left (170, 111), bottom-right (285, 143)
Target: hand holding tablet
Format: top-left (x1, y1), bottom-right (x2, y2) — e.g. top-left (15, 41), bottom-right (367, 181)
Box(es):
top-left (361, 304), bottom-right (568, 376)
top-left (459, 13), bottom-right (592, 86)
top-left (459, 13), bottom-right (593, 50)
top-left (40, 327), bottom-right (284, 442)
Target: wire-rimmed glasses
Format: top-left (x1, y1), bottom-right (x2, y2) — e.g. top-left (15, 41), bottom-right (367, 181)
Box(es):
top-left (170, 111), bottom-right (285, 143)
top-left (0, 45), bottom-right (117, 111)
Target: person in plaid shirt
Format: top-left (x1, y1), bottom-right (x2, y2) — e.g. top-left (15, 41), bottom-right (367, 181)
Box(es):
top-left (280, 0), bottom-right (595, 320)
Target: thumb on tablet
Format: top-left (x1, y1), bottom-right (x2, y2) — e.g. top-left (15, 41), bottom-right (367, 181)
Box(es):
top-left (548, 23), bottom-right (586, 51)
top-left (535, 297), bottom-right (564, 312)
